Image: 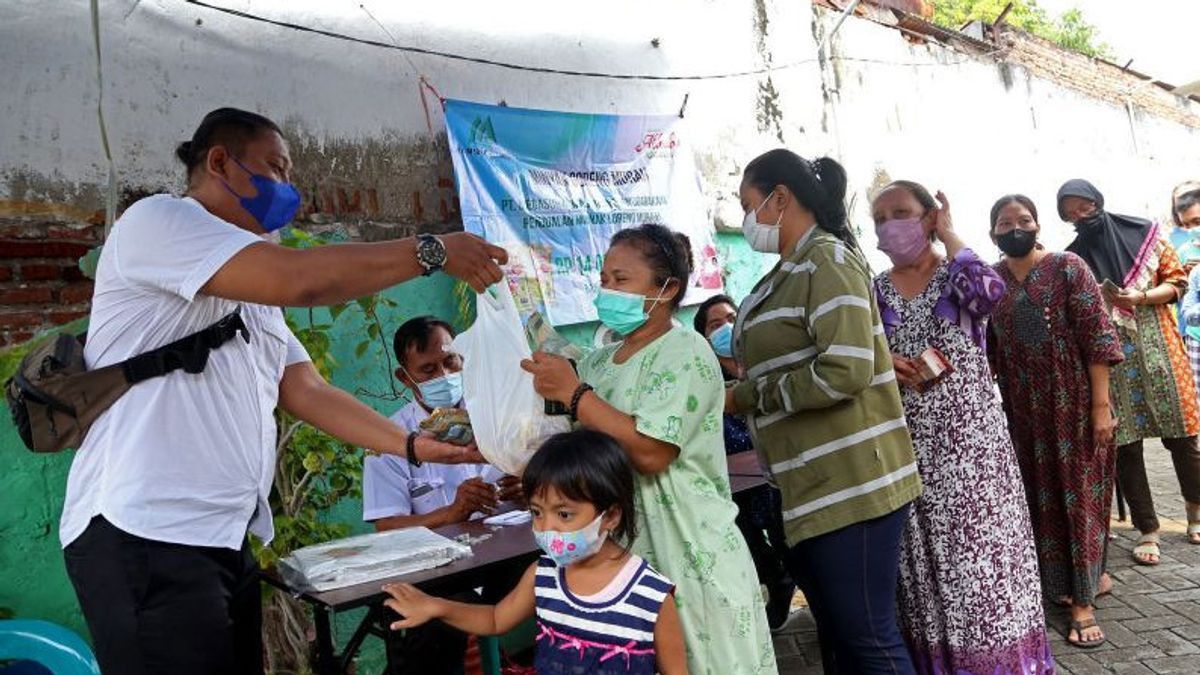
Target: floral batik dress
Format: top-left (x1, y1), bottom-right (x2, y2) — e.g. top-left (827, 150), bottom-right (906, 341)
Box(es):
top-left (990, 252), bottom-right (1124, 605)
top-left (876, 255), bottom-right (1052, 675)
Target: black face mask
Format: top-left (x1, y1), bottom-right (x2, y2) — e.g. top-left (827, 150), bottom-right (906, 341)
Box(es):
top-left (1075, 212), bottom-right (1105, 235)
top-left (997, 229), bottom-right (1037, 257)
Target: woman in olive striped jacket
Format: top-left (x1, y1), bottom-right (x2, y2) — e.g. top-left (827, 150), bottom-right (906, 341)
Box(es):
top-left (725, 149), bottom-right (922, 675)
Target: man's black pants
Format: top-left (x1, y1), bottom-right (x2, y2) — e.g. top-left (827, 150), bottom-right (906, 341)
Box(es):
top-left (64, 516), bottom-right (263, 675)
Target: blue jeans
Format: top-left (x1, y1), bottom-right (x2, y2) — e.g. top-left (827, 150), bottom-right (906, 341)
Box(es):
top-left (786, 505), bottom-right (915, 675)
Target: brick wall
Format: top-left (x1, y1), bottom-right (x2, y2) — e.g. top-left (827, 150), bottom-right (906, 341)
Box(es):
top-left (997, 27), bottom-right (1200, 130)
top-left (0, 218), bottom-right (100, 347)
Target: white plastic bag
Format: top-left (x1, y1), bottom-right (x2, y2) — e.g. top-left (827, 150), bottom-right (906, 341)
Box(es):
top-left (453, 283), bottom-right (571, 475)
top-left (278, 527), bottom-right (471, 592)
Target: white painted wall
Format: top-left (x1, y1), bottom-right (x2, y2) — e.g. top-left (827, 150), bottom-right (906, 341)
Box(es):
top-left (3, 0), bottom-right (1199, 268)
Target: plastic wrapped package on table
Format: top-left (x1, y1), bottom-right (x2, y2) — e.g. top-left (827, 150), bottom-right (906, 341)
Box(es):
top-left (279, 527), bottom-right (473, 592)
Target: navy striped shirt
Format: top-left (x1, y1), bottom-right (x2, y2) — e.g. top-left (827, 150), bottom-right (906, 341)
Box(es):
top-left (533, 554), bottom-right (673, 674)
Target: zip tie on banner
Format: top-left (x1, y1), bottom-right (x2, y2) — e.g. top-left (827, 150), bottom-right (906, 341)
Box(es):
top-left (418, 75), bottom-right (447, 136)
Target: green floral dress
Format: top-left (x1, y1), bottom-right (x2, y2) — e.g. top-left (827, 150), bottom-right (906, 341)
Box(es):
top-left (578, 327), bottom-right (777, 674)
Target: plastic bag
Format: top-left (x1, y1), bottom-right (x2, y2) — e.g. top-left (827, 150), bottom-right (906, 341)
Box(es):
top-left (278, 527), bottom-right (471, 592)
top-left (453, 283), bottom-right (571, 475)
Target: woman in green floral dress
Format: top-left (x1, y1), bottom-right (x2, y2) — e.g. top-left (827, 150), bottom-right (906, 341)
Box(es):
top-left (522, 224), bottom-right (777, 674)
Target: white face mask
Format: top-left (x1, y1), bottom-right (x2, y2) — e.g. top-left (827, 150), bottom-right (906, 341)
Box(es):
top-left (742, 194), bottom-right (783, 253)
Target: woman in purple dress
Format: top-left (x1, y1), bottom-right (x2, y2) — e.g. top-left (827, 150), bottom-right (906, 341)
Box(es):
top-left (871, 182), bottom-right (1052, 673)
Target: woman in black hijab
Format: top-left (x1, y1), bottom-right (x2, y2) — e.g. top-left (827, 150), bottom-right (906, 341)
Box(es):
top-left (1060, 179), bottom-right (1154, 286)
top-left (1058, 179), bottom-right (1200, 565)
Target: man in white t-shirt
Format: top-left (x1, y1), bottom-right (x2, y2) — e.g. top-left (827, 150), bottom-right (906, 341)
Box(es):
top-left (59, 107), bottom-right (508, 675)
top-left (365, 316), bottom-right (525, 673)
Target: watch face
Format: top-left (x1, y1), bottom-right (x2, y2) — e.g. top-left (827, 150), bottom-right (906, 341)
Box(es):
top-left (419, 236), bottom-right (447, 268)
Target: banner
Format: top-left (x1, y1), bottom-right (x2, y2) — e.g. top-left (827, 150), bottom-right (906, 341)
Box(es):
top-left (444, 99), bottom-right (723, 326)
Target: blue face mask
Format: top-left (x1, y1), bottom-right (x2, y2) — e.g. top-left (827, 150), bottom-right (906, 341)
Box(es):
top-left (414, 371), bottom-right (464, 409)
top-left (709, 322), bottom-right (734, 358)
top-left (533, 513), bottom-right (608, 567)
top-left (221, 158), bottom-right (301, 233)
top-left (593, 282), bottom-right (668, 336)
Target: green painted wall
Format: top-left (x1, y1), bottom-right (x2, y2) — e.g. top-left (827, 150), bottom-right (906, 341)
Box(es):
top-left (0, 233), bottom-right (769, 666)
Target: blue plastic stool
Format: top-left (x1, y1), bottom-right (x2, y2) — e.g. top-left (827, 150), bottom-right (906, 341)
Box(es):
top-left (0, 620), bottom-right (99, 675)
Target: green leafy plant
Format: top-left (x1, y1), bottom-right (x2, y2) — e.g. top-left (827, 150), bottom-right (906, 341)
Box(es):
top-left (250, 228), bottom-right (479, 673)
top-left (931, 0), bottom-right (1111, 58)
top-left (252, 229), bottom-right (406, 674)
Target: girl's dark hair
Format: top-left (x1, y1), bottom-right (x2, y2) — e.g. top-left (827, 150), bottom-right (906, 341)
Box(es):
top-left (175, 107), bottom-right (283, 181)
top-left (743, 149), bottom-right (856, 248)
top-left (989, 194), bottom-right (1040, 232)
top-left (522, 429), bottom-right (637, 546)
top-left (1175, 189), bottom-right (1200, 226)
top-left (692, 293), bottom-right (736, 335)
top-left (609, 224), bottom-right (694, 308)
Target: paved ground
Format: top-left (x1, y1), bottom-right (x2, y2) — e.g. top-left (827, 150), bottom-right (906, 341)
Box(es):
top-left (772, 439), bottom-right (1200, 674)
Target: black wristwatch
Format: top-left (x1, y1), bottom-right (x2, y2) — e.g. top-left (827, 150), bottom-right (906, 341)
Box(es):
top-left (406, 432), bottom-right (422, 467)
top-left (415, 234), bottom-right (447, 276)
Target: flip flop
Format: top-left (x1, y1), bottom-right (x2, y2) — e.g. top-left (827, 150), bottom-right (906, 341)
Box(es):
top-left (1133, 533), bottom-right (1161, 566)
top-left (1066, 618), bottom-right (1106, 649)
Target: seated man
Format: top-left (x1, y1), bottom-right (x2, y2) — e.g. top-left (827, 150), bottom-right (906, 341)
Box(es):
top-left (365, 315), bottom-right (523, 674)
top-left (364, 316), bottom-right (522, 530)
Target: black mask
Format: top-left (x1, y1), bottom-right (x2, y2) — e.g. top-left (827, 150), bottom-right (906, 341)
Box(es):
top-left (997, 229), bottom-right (1037, 258)
top-left (1075, 212), bottom-right (1105, 235)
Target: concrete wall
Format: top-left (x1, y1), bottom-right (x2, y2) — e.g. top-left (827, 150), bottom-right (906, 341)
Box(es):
top-left (3, 0), bottom-right (1200, 652)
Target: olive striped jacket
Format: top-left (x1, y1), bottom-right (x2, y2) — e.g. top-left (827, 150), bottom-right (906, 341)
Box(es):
top-left (732, 228), bottom-right (922, 545)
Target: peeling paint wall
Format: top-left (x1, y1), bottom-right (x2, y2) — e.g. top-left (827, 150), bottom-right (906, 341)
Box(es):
top-left (3, 0), bottom-right (1200, 648)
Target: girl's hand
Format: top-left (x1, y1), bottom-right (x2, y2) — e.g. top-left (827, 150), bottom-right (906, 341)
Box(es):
top-left (520, 352), bottom-right (580, 405)
top-left (383, 583), bottom-right (442, 630)
top-left (1092, 405), bottom-right (1117, 448)
top-left (891, 353), bottom-right (922, 389)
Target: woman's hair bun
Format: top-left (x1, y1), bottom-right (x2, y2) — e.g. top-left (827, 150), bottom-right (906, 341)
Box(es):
top-left (174, 140), bottom-right (193, 166)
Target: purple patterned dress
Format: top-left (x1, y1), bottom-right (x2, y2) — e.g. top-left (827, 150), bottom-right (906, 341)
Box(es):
top-left (875, 249), bottom-right (1053, 675)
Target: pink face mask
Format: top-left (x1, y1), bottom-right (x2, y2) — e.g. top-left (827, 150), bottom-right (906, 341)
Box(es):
top-left (876, 217), bottom-right (929, 266)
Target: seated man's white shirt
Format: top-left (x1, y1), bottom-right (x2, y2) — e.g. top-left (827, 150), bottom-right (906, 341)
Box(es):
top-left (362, 400), bottom-right (502, 522)
top-left (59, 194), bottom-right (311, 551)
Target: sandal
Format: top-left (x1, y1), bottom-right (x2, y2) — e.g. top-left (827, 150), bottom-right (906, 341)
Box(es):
top-left (1133, 533), bottom-right (1161, 566)
top-left (1187, 503), bottom-right (1200, 545)
top-left (1066, 618), bottom-right (1106, 649)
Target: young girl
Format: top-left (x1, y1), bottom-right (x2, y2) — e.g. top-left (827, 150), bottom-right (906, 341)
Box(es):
top-left (382, 429), bottom-right (687, 675)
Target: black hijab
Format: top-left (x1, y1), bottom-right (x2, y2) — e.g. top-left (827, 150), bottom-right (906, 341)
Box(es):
top-left (1059, 179), bottom-right (1154, 285)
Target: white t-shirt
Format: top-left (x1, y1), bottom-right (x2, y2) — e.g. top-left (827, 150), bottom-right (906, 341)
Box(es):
top-left (362, 401), bottom-right (502, 521)
top-left (59, 194), bottom-right (311, 550)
